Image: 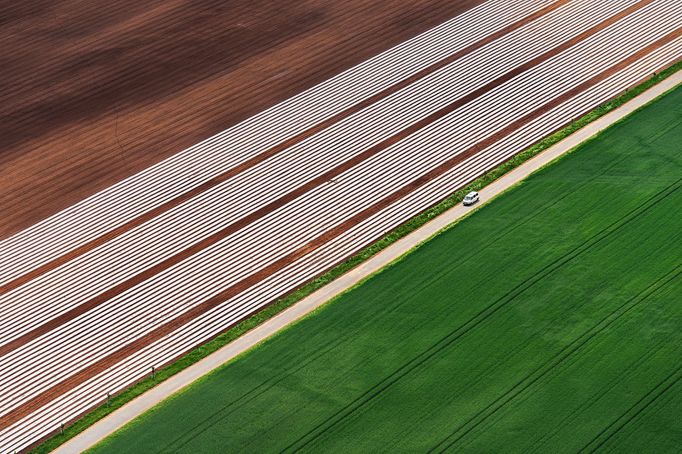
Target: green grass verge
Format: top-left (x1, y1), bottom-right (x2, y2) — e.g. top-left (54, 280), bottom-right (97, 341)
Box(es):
top-left (32, 62), bottom-right (682, 453)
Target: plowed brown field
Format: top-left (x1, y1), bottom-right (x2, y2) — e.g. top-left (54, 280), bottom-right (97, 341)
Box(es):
top-left (0, 0), bottom-right (481, 239)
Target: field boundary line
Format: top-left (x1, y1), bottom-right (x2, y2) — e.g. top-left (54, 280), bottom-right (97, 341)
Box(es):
top-left (44, 67), bottom-right (682, 454)
top-left (581, 363), bottom-right (682, 452)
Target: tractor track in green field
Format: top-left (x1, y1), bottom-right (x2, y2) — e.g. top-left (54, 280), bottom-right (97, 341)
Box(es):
top-left (581, 363), bottom-right (682, 453)
top-left (429, 264), bottom-right (682, 453)
top-left (525, 337), bottom-right (669, 453)
top-left (156, 265), bottom-right (431, 452)
top-left (645, 116), bottom-right (682, 142)
top-left (282, 179), bottom-right (682, 452)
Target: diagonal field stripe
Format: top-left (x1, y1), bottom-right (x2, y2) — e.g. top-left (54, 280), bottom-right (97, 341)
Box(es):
top-left (0, 21), bottom-right (677, 433)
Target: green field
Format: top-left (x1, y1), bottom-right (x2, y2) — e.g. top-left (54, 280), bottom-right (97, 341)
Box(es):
top-left (93, 85), bottom-right (682, 453)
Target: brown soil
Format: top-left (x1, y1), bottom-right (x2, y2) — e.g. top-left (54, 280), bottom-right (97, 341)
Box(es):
top-left (0, 0), bottom-right (483, 240)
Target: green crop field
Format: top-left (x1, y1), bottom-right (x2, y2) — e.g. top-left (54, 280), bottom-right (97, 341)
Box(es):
top-left (92, 85), bottom-right (682, 453)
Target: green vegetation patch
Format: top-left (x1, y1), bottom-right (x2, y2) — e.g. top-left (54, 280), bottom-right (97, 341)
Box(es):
top-left (91, 84), bottom-right (682, 452)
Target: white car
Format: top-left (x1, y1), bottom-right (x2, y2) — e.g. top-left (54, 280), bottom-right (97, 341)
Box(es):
top-left (463, 191), bottom-right (479, 206)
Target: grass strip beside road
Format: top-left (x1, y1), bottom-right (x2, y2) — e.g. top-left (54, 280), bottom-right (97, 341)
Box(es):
top-left (32, 61), bottom-right (682, 454)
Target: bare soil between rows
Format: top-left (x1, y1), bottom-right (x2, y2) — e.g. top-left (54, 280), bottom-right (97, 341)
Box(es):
top-left (0, 0), bottom-right (481, 239)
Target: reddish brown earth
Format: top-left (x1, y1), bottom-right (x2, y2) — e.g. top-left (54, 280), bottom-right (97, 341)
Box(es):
top-left (0, 0), bottom-right (483, 240)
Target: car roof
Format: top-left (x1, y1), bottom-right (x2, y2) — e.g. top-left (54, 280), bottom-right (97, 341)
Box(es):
top-left (466, 191), bottom-right (477, 197)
